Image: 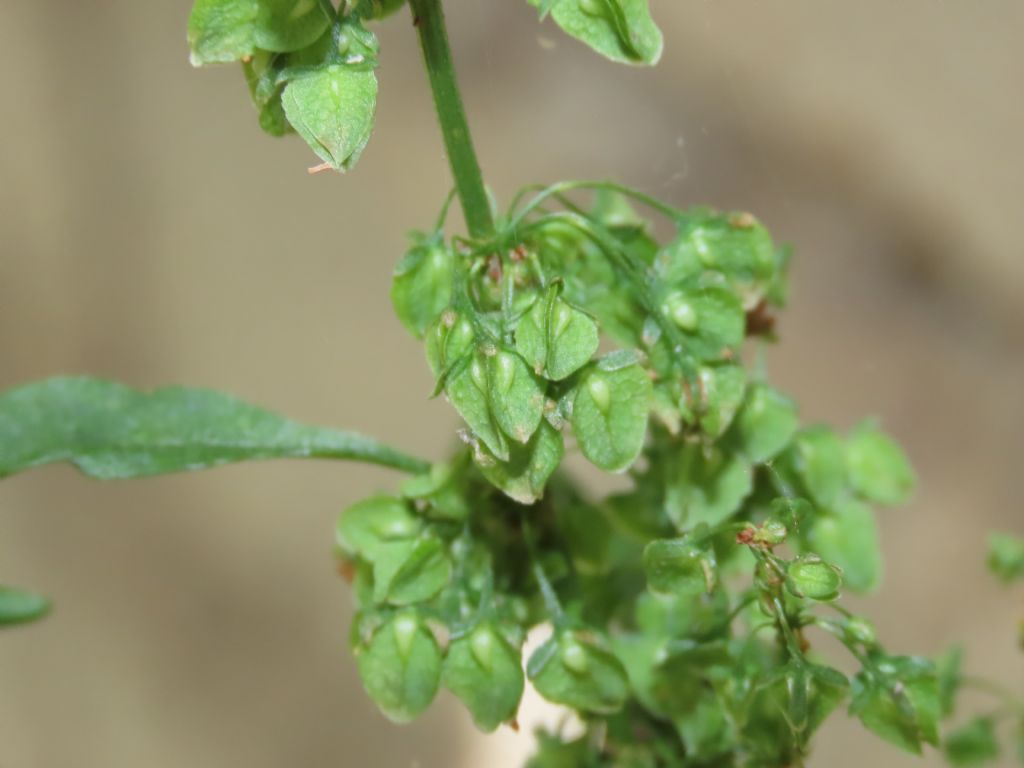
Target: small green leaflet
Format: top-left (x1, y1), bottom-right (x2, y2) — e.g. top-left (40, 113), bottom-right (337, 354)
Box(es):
top-left (845, 421), bottom-right (914, 506)
top-left (661, 275), bottom-right (746, 361)
top-left (529, 0), bottom-right (663, 66)
top-left (282, 65), bottom-right (378, 171)
top-left (692, 363), bottom-right (746, 439)
top-left (443, 624), bottom-right (525, 732)
top-left (0, 586), bottom-right (51, 626)
top-left (446, 354), bottom-right (509, 460)
top-left (0, 377), bottom-right (428, 479)
top-left (356, 612), bottom-right (442, 723)
top-left (515, 289), bottom-right (599, 381)
top-left (487, 351), bottom-right (546, 445)
top-left (571, 355), bottom-right (651, 472)
top-left (788, 426), bottom-right (847, 508)
top-left (528, 630), bottom-right (629, 714)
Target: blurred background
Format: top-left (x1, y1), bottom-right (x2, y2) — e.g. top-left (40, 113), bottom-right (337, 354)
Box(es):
top-left (1, 1), bottom-right (1022, 766)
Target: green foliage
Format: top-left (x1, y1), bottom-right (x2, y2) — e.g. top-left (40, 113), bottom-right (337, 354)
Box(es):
top-left (0, 2), bottom-right (1014, 766)
top-left (0, 377), bottom-right (428, 478)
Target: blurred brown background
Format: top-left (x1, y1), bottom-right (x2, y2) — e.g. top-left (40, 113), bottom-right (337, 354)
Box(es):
top-left (1, 2), bottom-right (1021, 766)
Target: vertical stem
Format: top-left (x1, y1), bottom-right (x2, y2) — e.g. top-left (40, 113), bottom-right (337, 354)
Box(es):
top-left (409, 0), bottom-right (495, 240)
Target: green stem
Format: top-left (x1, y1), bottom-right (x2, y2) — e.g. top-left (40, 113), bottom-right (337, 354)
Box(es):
top-left (409, 0), bottom-right (495, 240)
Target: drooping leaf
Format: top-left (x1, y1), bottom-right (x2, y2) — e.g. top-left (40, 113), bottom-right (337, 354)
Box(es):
top-left (529, 0), bottom-right (663, 66)
top-left (515, 289), bottom-right (600, 381)
top-left (282, 65), bottom-right (378, 170)
top-left (356, 612), bottom-right (442, 722)
top-left (443, 624), bottom-right (525, 731)
top-left (571, 355), bottom-right (652, 472)
top-left (806, 500), bottom-right (881, 592)
top-left (0, 377), bottom-right (428, 480)
top-left (188, 0), bottom-right (259, 65)
top-left (846, 421), bottom-right (914, 506)
top-left (0, 586), bottom-right (51, 626)
top-left (391, 235), bottom-right (454, 338)
top-left (528, 630), bottom-right (629, 714)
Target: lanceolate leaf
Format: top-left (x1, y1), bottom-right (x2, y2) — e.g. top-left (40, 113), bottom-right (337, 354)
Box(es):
top-left (282, 65), bottom-right (378, 171)
top-left (0, 377), bottom-right (428, 479)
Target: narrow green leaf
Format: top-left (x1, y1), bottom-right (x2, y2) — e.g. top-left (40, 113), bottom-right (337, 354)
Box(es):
top-left (356, 612), bottom-right (441, 722)
top-left (529, 0), bottom-right (663, 66)
top-left (282, 65), bottom-right (377, 171)
top-left (0, 586), bottom-right (51, 626)
top-left (443, 624), bottom-right (524, 732)
top-left (188, 0), bottom-right (259, 66)
top-left (571, 357), bottom-right (651, 472)
top-left (0, 378), bottom-right (429, 480)
top-left (846, 421), bottom-right (914, 506)
top-left (806, 500), bottom-right (881, 592)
